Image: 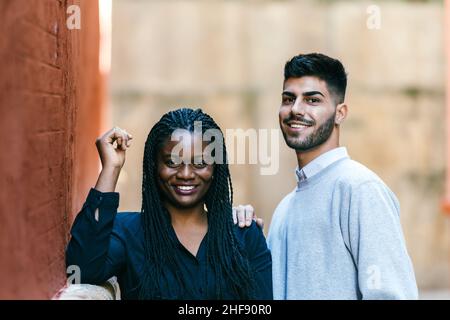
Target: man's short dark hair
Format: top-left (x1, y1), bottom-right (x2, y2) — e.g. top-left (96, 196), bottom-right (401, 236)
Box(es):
top-left (284, 53), bottom-right (347, 104)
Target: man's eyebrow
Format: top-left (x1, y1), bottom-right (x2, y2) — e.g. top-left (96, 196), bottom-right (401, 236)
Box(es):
top-left (281, 91), bottom-right (296, 97)
top-left (303, 91), bottom-right (325, 97)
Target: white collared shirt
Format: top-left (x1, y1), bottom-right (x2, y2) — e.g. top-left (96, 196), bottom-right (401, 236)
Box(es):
top-left (295, 147), bottom-right (349, 185)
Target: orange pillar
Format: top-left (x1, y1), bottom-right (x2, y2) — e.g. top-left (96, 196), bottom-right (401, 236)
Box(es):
top-left (0, 0), bottom-right (103, 299)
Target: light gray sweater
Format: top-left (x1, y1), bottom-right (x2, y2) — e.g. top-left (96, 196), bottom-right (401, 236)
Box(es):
top-left (267, 155), bottom-right (418, 300)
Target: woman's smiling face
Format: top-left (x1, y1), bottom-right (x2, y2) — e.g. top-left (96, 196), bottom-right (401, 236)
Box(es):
top-left (156, 131), bottom-right (214, 209)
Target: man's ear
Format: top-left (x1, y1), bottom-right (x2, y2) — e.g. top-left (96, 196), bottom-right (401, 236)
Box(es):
top-left (335, 103), bottom-right (348, 125)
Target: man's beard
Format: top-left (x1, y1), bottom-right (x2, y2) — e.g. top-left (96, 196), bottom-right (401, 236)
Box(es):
top-left (282, 112), bottom-right (336, 152)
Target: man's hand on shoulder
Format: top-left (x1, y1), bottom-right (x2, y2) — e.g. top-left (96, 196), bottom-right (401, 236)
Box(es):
top-left (232, 204), bottom-right (264, 229)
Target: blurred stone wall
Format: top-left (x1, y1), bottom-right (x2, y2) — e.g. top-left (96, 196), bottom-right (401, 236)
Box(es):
top-left (110, 0), bottom-right (449, 289)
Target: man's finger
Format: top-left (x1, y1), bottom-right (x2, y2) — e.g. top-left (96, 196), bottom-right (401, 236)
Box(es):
top-left (232, 207), bottom-right (237, 225)
top-left (237, 205), bottom-right (246, 227)
top-left (256, 218), bottom-right (264, 229)
top-left (245, 205), bottom-right (254, 227)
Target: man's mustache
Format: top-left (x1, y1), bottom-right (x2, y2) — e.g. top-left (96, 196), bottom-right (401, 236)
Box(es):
top-left (283, 116), bottom-right (315, 126)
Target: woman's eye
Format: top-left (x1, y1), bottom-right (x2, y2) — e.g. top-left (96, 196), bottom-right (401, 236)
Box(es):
top-left (193, 160), bottom-right (208, 168)
top-left (166, 159), bottom-right (181, 167)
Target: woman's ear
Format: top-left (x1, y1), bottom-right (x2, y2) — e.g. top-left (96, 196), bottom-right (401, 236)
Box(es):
top-left (335, 103), bottom-right (348, 125)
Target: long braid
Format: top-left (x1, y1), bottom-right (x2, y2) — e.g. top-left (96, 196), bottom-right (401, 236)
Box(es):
top-left (139, 117), bottom-right (187, 298)
top-left (139, 108), bottom-right (256, 299)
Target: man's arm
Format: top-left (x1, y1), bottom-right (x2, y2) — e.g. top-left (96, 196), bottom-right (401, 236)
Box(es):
top-left (347, 181), bottom-right (418, 299)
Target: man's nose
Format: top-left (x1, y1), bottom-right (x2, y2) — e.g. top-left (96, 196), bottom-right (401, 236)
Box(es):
top-left (291, 98), bottom-right (306, 116)
top-left (176, 164), bottom-right (195, 180)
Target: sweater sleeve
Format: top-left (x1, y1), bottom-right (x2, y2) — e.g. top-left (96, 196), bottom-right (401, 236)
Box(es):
top-left (65, 188), bottom-right (126, 284)
top-left (347, 181), bottom-right (418, 300)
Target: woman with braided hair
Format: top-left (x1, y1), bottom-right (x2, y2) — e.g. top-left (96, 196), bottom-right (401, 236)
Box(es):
top-left (66, 108), bottom-right (272, 300)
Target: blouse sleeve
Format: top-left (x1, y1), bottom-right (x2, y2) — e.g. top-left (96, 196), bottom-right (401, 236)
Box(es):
top-left (242, 222), bottom-right (273, 300)
top-left (66, 188), bottom-right (126, 285)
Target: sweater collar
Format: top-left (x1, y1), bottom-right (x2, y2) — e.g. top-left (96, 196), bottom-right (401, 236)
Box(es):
top-left (295, 147), bottom-right (349, 184)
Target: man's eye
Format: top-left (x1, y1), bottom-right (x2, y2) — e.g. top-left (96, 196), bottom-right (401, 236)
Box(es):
top-left (306, 97), bottom-right (320, 104)
top-left (282, 96), bottom-right (294, 105)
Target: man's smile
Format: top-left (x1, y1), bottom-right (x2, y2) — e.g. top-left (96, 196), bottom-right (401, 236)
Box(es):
top-left (285, 120), bottom-right (314, 133)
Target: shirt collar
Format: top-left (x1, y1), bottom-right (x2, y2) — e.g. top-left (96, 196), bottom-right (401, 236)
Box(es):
top-left (295, 147), bottom-right (349, 182)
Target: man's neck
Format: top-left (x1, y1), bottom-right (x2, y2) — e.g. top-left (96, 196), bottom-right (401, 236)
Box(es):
top-left (296, 133), bottom-right (340, 169)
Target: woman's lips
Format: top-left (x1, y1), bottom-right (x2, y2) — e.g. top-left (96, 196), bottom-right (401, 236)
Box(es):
top-left (172, 185), bottom-right (199, 195)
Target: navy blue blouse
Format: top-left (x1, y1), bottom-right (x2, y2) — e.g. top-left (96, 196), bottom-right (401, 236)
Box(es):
top-left (66, 188), bottom-right (273, 300)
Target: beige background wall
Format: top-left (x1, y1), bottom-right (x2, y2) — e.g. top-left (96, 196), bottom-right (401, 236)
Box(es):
top-left (109, 0), bottom-right (449, 290)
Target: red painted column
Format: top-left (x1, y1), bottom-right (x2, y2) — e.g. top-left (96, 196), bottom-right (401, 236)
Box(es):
top-left (0, 0), bottom-right (103, 299)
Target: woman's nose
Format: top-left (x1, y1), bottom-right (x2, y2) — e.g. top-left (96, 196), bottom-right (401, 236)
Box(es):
top-left (176, 164), bottom-right (195, 180)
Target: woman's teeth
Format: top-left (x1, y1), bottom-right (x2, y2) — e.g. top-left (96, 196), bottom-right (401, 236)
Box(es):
top-left (176, 186), bottom-right (195, 191)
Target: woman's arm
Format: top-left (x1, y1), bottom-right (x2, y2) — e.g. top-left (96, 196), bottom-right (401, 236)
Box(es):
top-left (65, 188), bottom-right (124, 284)
top-left (94, 126), bottom-right (132, 192)
top-left (241, 222), bottom-right (273, 300)
top-left (65, 127), bottom-right (133, 284)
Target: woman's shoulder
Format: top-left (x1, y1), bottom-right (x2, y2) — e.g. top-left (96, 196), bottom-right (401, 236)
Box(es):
top-left (233, 221), bottom-right (267, 251)
top-left (113, 212), bottom-right (142, 235)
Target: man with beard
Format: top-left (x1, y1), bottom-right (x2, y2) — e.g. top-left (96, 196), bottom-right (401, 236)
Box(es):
top-left (265, 53), bottom-right (418, 299)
